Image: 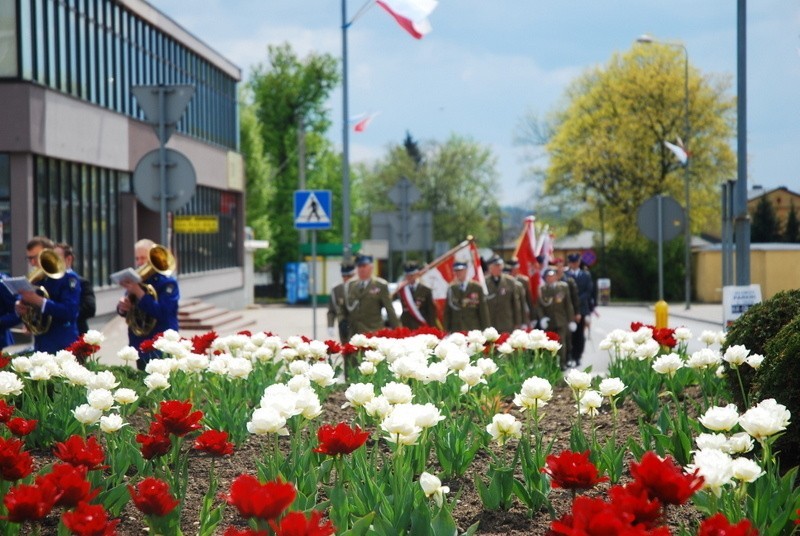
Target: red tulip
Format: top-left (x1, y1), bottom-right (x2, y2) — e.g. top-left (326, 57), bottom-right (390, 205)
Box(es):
top-left (652, 327), bottom-right (677, 348)
top-left (36, 463), bottom-right (98, 508)
top-left (270, 510), bottom-right (336, 536)
top-left (191, 331), bottom-right (218, 355)
top-left (128, 477), bottom-right (180, 517)
top-left (698, 513), bottom-right (758, 536)
top-left (3, 481), bottom-right (60, 523)
top-left (0, 399), bottom-right (15, 423)
top-left (62, 501), bottom-right (120, 536)
top-left (156, 400), bottom-right (204, 436)
top-left (0, 436), bottom-right (33, 481)
top-left (549, 495), bottom-right (672, 536)
top-left (194, 429), bottom-right (234, 457)
top-left (136, 422), bottom-right (172, 460)
top-left (313, 422), bottom-right (369, 456)
top-left (6, 417), bottom-right (37, 437)
top-left (223, 528), bottom-right (268, 536)
top-left (53, 435), bottom-right (106, 471)
top-left (629, 451), bottom-right (703, 506)
top-left (608, 482), bottom-right (663, 529)
top-left (225, 474), bottom-right (296, 521)
top-left (543, 450), bottom-right (608, 490)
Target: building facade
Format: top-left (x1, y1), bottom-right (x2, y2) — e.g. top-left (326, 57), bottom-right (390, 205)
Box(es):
top-left (0, 0), bottom-right (246, 317)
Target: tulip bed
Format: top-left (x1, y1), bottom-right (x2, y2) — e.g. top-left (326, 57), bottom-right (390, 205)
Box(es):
top-left (0, 323), bottom-right (798, 535)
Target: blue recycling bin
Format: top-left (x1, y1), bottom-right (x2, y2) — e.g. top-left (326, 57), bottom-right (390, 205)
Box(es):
top-left (285, 262), bottom-right (310, 304)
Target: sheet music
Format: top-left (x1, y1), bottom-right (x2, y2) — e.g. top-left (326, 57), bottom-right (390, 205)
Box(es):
top-left (110, 268), bottom-right (142, 285)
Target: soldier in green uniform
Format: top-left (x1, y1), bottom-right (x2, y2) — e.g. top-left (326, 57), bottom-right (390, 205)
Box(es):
top-left (398, 261), bottom-right (437, 329)
top-left (327, 262), bottom-right (355, 342)
top-left (554, 258), bottom-right (580, 364)
top-left (444, 262), bottom-right (489, 332)
top-left (345, 255), bottom-right (399, 337)
top-left (485, 256), bottom-right (522, 333)
top-left (534, 268), bottom-right (576, 370)
top-left (508, 258), bottom-right (534, 327)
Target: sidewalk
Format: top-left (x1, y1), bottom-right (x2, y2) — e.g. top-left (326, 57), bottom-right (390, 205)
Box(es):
top-left (12, 301), bottom-right (725, 368)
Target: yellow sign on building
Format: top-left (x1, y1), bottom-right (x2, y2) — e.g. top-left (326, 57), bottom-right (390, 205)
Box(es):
top-left (174, 215), bottom-right (219, 234)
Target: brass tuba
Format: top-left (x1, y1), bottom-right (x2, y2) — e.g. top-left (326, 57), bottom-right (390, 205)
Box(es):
top-left (126, 244), bottom-right (176, 337)
top-left (21, 249), bottom-right (66, 335)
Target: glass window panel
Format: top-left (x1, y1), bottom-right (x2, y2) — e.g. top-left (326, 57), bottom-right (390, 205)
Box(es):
top-left (57, 0), bottom-right (67, 91)
top-left (60, 160), bottom-right (70, 238)
top-left (19, 0), bottom-right (33, 79)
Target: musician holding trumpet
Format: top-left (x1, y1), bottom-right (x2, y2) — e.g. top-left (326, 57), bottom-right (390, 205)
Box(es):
top-left (14, 236), bottom-right (81, 353)
top-left (115, 239), bottom-right (180, 370)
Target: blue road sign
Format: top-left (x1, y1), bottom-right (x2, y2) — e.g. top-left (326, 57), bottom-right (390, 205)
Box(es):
top-left (294, 190), bottom-right (333, 230)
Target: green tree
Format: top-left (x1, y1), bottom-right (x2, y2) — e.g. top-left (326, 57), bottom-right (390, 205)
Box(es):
top-left (783, 201), bottom-right (799, 243)
top-left (240, 95), bottom-right (273, 270)
top-left (539, 45), bottom-right (736, 243)
top-left (357, 134), bottom-right (500, 252)
top-left (247, 44), bottom-right (341, 284)
top-left (750, 196), bottom-right (781, 242)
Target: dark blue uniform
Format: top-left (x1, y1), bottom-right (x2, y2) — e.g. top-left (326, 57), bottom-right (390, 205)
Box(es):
top-left (0, 276), bottom-right (20, 349)
top-left (35, 272), bottom-right (81, 353)
top-left (127, 273), bottom-right (180, 368)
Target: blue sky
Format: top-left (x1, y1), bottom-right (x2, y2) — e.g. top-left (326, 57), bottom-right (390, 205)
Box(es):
top-left (152, 1), bottom-right (800, 206)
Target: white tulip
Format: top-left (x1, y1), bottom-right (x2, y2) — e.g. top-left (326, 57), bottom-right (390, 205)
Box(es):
top-left (113, 388), bottom-right (139, 405)
top-left (598, 377), bottom-right (626, 398)
top-left (99, 414), bottom-right (126, 433)
top-left (87, 388), bottom-right (115, 411)
top-left (652, 353), bottom-right (684, 377)
top-left (725, 432), bottom-right (754, 454)
top-left (723, 345), bottom-right (749, 367)
top-left (731, 457), bottom-right (764, 483)
top-left (699, 404), bottom-right (739, 432)
top-left (419, 472), bottom-right (450, 507)
top-left (578, 390), bottom-right (603, 416)
top-left (83, 329), bottom-right (105, 345)
top-left (73, 404), bottom-right (102, 425)
top-left (686, 449), bottom-right (734, 497)
top-left (343, 383), bottom-right (375, 409)
top-left (0, 371), bottom-right (24, 397)
top-left (247, 407), bottom-right (289, 436)
top-left (485, 413), bottom-right (522, 446)
top-left (738, 398), bottom-right (791, 440)
top-left (381, 381), bottom-right (413, 405)
top-left (116, 346), bottom-right (140, 363)
top-left (144, 372), bottom-right (170, 393)
top-left (564, 369), bottom-right (591, 391)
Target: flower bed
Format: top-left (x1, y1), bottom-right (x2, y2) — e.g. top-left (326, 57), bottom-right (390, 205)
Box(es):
top-left (0, 325), bottom-right (797, 535)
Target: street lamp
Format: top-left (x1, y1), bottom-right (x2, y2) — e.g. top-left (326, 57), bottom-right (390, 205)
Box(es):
top-left (636, 34), bottom-right (692, 310)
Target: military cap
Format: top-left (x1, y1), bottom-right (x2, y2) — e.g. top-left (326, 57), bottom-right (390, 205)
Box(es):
top-left (543, 267), bottom-right (558, 278)
top-left (403, 261), bottom-right (421, 274)
top-left (341, 263), bottom-right (356, 276)
top-left (355, 254), bottom-right (374, 266)
top-left (567, 253), bottom-right (581, 263)
top-left (487, 255), bottom-right (504, 266)
top-left (507, 258), bottom-right (520, 268)
top-left (453, 261), bottom-right (468, 271)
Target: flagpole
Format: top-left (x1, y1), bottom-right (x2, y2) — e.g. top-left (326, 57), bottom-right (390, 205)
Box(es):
top-left (393, 236), bottom-right (473, 295)
top-left (341, 0), bottom-right (353, 262)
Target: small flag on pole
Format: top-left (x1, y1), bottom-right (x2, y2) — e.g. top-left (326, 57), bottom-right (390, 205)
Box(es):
top-left (353, 112), bottom-right (380, 133)
top-left (376, 0), bottom-right (438, 39)
top-left (664, 138), bottom-right (689, 165)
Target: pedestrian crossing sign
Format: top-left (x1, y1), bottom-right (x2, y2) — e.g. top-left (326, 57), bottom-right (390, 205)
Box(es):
top-left (294, 190), bottom-right (332, 230)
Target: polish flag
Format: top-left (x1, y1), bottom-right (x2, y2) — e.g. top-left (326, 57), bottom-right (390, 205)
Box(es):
top-left (412, 237), bottom-right (485, 324)
top-left (664, 138), bottom-right (689, 165)
top-left (354, 112), bottom-right (379, 133)
top-left (376, 0), bottom-right (438, 39)
top-left (513, 216), bottom-right (542, 302)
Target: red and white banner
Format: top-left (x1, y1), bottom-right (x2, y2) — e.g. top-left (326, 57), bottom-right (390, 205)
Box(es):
top-left (353, 112), bottom-right (380, 133)
top-left (376, 0), bottom-right (438, 39)
top-left (513, 216), bottom-right (542, 302)
top-left (403, 238), bottom-right (485, 324)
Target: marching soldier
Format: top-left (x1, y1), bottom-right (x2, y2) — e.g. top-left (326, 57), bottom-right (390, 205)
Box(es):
top-left (345, 255), bottom-right (399, 337)
top-left (485, 256), bottom-right (521, 333)
top-left (534, 267), bottom-right (576, 370)
top-left (398, 261), bottom-right (437, 329)
top-left (444, 261), bottom-right (489, 332)
top-left (508, 258), bottom-right (535, 327)
top-left (565, 253), bottom-right (595, 367)
top-left (554, 258), bottom-right (580, 364)
top-left (327, 262), bottom-right (355, 342)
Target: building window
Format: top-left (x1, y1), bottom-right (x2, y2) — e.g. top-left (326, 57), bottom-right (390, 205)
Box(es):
top-left (33, 155), bottom-right (123, 288)
top-left (10, 0), bottom-right (238, 151)
top-left (173, 186), bottom-right (240, 274)
top-left (0, 154), bottom-right (10, 274)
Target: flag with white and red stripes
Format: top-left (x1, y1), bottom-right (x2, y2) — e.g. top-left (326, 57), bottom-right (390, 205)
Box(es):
top-left (376, 0), bottom-right (438, 39)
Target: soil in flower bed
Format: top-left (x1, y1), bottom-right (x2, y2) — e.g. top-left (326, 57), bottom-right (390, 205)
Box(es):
top-left (29, 385), bottom-right (706, 535)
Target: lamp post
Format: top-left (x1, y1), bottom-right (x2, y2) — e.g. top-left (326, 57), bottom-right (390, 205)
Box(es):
top-left (637, 34), bottom-right (692, 310)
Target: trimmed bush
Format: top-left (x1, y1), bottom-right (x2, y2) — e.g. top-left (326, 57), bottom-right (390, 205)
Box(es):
top-left (754, 316), bottom-right (800, 468)
top-left (722, 289), bottom-right (800, 408)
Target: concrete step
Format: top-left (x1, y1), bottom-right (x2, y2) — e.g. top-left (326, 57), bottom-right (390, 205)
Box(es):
top-left (180, 311), bottom-right (246, 331)
top-left (180, 306), bottom-right (230, 322)
top-left (178, 301), bottom-right (216, 317)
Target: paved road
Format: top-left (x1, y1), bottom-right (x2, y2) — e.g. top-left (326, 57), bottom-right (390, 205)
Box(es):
top-left (36, 302), bottom-right (723, 371)
top-left (580, 304), bottom-right (724, 374)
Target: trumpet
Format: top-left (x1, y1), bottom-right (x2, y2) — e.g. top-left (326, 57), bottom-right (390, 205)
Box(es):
top-left (20, 249), bottom-right (66, 335)
top-left (126, 244), bottom-right (176, 337)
